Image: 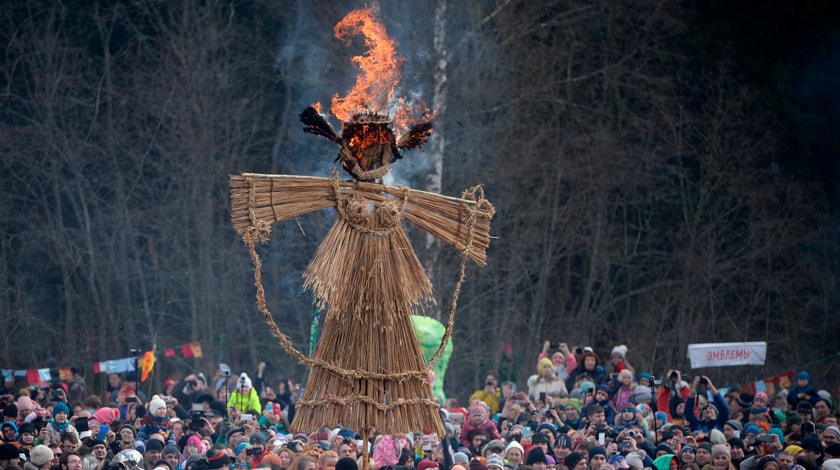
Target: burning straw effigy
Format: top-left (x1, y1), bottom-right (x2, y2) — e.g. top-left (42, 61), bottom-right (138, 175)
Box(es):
top-left (229, 5), bottom-right (494, 441)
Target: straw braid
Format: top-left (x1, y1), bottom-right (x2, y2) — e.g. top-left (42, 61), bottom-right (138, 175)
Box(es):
top-left (426, 185), bottom-right (486, 369)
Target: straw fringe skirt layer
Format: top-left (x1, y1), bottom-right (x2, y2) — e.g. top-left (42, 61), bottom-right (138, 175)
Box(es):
top-left (293, 196), bottom-right (442, 434)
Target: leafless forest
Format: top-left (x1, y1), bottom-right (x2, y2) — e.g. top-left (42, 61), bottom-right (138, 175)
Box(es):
top-left (1, 0), bottom-right (838, 400)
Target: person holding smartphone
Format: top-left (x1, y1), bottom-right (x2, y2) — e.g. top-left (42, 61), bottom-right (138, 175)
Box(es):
top-left (227, 373), bottom-right (262, 419)
top-left (527, 359), bottom-right (568, 404)
top-left (469, 372), bottom-right (501, 414)
top-left (685, 376), bottom-right (729, 433)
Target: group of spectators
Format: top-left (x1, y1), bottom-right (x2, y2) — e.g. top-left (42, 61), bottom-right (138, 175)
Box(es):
top-left (462, 343), bottom-right (840, 470)
top-left (0, 345), bottom-right (838, 470)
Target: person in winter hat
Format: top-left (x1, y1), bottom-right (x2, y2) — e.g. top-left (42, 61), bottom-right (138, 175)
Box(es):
top-left (723, 420), bottom-right (742, 440)
top-left (624, 451), bottom-right (645, 470)
top-left (536, 342), bottom-right (577, 382)
top-left (800, 434), bottom-right (823, 464)
top-left (631, 386), bottom-right (653, 406)
top-left (135, 395), bottom-right (175, 450)
top-left (607, 345), bottom-right (634, 377)
top-left (46, 401), bottom-right (79, 445)
top-left (613, 405), bottom-right (649, 438)
top-left (744, 392), bottom-right (779, 426)
top-left (226, 373), bottom-right (261, 419)
top-left (459, 404), bottom-right (501, 450)
top-left (27, 445), bottom-right (54, 470)
top-left (524, 447), bottom-right (547, 466)
top-left (527, 358), bottom-right (568, 402)
top-left (651, 453), bottom-right (678, 470)
top-left (562, 400), bottom-right (584, 431)
top-left (581, 385), bottom-right (617, 426)
top-left (92, 407), bottom-right (121, 442)
top-left (710, 444), bottom-right (733, 470)
top-left (787, 372), bottom-right (819, 409)
top-left (16, 422), bottom-right (36, 452)
top-left (564, 452), bottom-right (587, 470)
top-left (611, 370), bottom-right (636, 411)
top-left (504, 441), bottom-right (524, 467)
top-left (685, 376), bottom-right (729, 433)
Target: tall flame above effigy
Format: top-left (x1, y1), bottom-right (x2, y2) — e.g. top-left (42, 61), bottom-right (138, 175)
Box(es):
top-left (301, 6), bottom-right (433, 182)
top-left (229, 7), bottom-right (493, 444)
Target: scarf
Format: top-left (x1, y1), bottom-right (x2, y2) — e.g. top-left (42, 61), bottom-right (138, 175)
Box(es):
top-left (50, 418), bottom-right (70, 433)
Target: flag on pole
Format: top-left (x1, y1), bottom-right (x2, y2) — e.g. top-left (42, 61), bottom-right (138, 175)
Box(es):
top-left (140, 350), bottom-right (155, 382)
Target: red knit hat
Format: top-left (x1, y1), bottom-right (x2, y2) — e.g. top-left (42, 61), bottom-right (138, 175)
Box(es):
top-left (417, 460), bottom-right (439, 470)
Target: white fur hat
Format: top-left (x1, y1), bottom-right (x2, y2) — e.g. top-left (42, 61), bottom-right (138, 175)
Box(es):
top-left (149, 395), bottom-right (167, 415)
top-left (611, 345), bottom-right (628, 359)
top-left (238, 373), bottom-right (252, 389)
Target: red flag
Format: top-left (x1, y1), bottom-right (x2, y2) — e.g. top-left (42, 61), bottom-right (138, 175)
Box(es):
top-left (93, 363), bottom-right (101, 374)
top-left (26, 370), bottom-right (41, 384)
top-left (181, 344), bottom-right (193, 358)
top-left (164, 348), bottom-right (175, 357)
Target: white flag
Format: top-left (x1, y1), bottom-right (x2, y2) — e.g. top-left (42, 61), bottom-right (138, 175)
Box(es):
top-left (687, 342), bottom-right (766, 369)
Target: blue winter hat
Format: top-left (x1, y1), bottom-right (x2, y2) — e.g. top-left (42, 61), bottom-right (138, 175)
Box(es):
top-left (579, 381), bottom-right (596, 395)
top-left (52, 401), bottom-right (71, 417)
top-left (234, 442), bottom-right (251, 456)
top-left (797, 371), bottom-right (810, 381)
top-left (744, 424), bottom-right (761, 436)
top-left (0, 421), bottom-right (17, 433)
top-left (537, 423), bottom-right (558, 437)
top-left (655, 411), bottom-right (668, 423)
top-left (337, 427), bottom-right (355, 440)
top-left (767, 428), bottom-right (784, 445)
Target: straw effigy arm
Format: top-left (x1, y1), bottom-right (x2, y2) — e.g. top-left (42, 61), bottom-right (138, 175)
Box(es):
top-left (230, 173), bottom-right (494, 265)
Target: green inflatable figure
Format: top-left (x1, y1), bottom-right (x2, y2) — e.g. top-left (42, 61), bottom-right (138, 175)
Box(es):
top-left (411, 315), bottom-right (453, 402)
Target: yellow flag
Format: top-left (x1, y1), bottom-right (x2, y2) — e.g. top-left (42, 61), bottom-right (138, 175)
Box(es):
top-left (140, 350), bottom-right (155, 382)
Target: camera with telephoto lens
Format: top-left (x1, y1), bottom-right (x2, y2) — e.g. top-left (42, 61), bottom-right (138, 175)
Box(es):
top-left (669, 371), bottom-right (679, 382)
top-left (189, 410), bottom-right (206, 431)
top-left (246, 447), bottom-right (262, 456)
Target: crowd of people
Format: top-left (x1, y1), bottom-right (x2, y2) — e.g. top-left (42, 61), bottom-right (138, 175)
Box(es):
top-left (0, 345), bottom-right (838, 470)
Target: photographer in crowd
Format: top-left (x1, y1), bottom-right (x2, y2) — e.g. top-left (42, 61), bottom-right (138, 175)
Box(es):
top-left (685, 375), bottom-right (730, 433)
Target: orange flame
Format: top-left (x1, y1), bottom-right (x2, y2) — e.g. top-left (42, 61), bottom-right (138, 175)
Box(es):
top-left (330, 7), bottom-right (404, 123)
